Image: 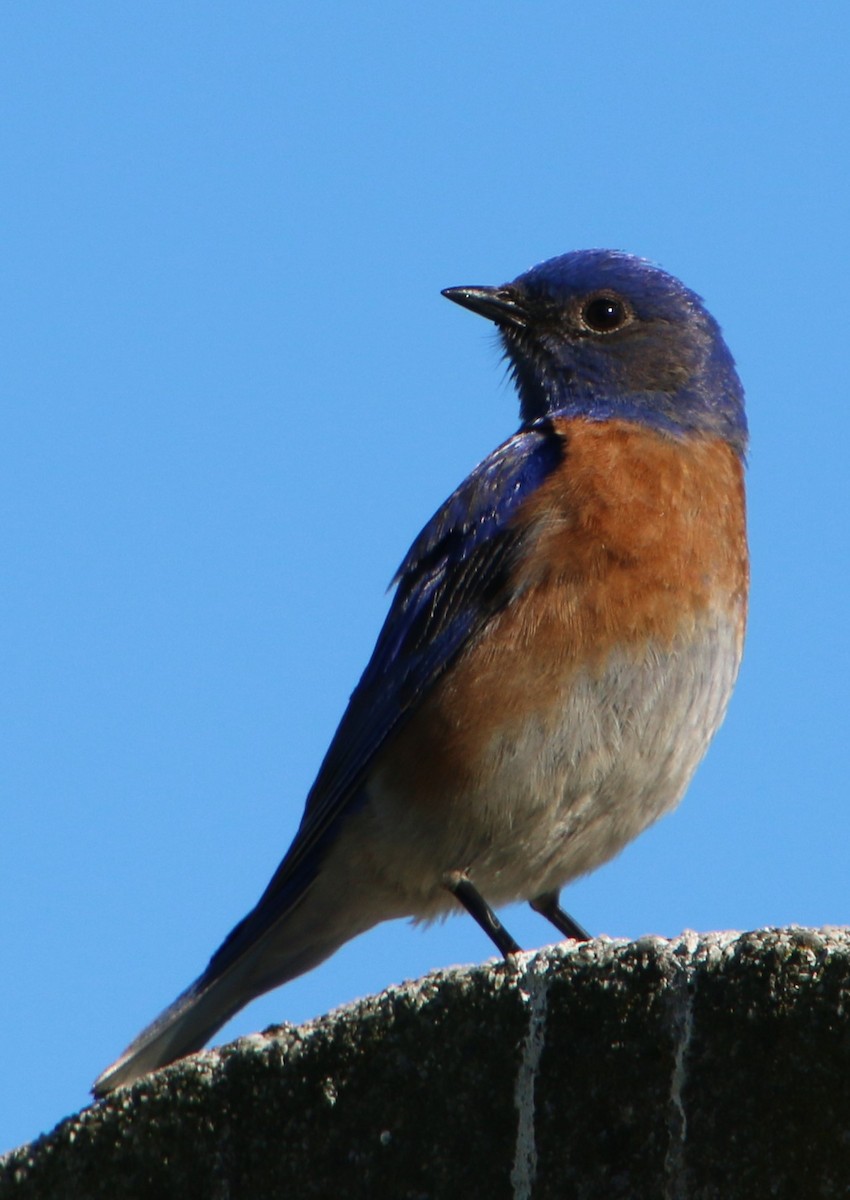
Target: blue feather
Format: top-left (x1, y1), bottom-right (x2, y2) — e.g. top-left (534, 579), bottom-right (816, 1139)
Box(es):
top-left (257, 421), bottom-right (564, 904)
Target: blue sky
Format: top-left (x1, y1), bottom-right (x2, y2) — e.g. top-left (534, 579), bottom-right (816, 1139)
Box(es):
top-left (3, 4), bottom-right (849, 1153)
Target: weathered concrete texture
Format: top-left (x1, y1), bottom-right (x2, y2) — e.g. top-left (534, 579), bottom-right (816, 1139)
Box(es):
top-left (3, 928), bottom-right (850, 1200)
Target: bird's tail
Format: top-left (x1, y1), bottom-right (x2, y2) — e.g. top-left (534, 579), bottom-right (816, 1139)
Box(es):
top-left (92, 967), bottom-right (250, 1098)
top-left (92, 873), bottom-right (368, 1097)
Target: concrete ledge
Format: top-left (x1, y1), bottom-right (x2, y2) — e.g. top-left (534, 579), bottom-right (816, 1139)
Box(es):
top-left (3, 928), bottom-right (850, 1199)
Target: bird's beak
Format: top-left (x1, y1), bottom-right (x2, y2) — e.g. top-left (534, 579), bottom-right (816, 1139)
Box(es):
top-left (441, 285), bottom-right (528, 329)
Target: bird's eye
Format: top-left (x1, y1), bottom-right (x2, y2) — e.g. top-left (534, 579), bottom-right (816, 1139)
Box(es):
top-left (579, 293), bottom-right (631, 334)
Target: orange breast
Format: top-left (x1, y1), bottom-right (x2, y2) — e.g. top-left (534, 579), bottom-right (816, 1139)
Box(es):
top-left (511, 417), bottom-right (749, 656)
top-left (375, 419), bottom-right (748, 809)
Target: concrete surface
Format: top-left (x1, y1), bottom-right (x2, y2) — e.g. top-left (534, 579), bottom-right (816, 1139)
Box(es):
top-left (3, 928), bottom-right (850, 1199)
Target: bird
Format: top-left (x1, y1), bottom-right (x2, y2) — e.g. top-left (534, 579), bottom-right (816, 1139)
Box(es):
top-left (93, 249), bottom-right (748, 1096)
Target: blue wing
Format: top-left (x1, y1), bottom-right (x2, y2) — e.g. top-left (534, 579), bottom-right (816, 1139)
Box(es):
top-left (272, 420), bottom-right (564, 879)
top-left (209, 420), bottom-right (564, 970)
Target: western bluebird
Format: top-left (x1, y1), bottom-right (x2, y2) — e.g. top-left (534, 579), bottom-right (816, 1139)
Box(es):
top-left (94, 249), bottom-right (748, 1096)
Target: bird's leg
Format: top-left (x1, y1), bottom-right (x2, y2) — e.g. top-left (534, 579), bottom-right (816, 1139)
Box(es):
top-left (443, 871), bottom-right (522, 957)
top-left (529, 891), bottom-right (591, 942)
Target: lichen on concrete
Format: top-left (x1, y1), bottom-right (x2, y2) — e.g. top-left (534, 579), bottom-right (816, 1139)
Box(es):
top-left (3, 928), bottom-right (850, 1200)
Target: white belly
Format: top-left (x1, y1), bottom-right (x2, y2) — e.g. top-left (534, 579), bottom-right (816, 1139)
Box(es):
top-left (342, 611), bottom-right (743, 920)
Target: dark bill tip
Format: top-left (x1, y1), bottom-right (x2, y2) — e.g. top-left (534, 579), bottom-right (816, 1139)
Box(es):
top-left (441, 285), bottom-right (528, 328)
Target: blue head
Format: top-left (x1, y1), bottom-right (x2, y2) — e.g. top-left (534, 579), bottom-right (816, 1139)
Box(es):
top-left (443, 249), bottom-right (747, 455)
